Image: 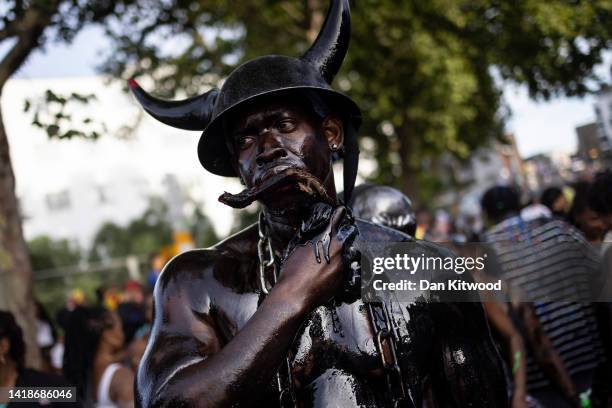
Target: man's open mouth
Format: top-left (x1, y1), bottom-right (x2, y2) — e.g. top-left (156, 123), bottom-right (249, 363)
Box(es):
top-left (218, 167), bottom-right (336, 209)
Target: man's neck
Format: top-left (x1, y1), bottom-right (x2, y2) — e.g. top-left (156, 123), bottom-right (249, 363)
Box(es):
top-left (263, 207), bottom-right (302, 254)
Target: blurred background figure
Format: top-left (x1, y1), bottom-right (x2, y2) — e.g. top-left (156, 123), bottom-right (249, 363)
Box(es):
top-left (146, 254), bottom-right (166, 291)
top-left (101, 287), bottom-right (122, 312)
top-left (415, 208), bottom-right (433, 240)
top-left (568, 182), bottom-right (608, 244)
top-left (0, 310), bottom-right (79, 407)
top-left (347, 184), bottom-right (417, 237)
top-left (520, 198), bottom-right (552, 222)
top-left (117, 281), bottom-right (146, 346)
top-left (35, 300), bottom-right (57, 374)
top-left (127, 293), bottom-right (153, 371)
top-left (425, 209), bottom-right (452, 242)
top-left (63, 306), bottom-right (134, 407)
top-left (588, 170), bottom-right (612, 241)
top-left (540, 186), bottom-right (570, 218)
top-left (481, 186), bottom-right (522, 227)
top-left (56, 288), bottom-right (87, 333)
top-left (481, 185), bottom-right (610, 408)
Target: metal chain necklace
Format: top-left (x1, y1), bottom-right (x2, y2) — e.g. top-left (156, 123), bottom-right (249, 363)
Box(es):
top-left (257, 212), bottom-right (296, 408)
top-left (367, 300), bottom-right (415, 408)
top-left (258, 212), bottom-right (277, 295)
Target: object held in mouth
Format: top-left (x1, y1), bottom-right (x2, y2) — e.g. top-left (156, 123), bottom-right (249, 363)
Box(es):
top-left (218, 168), bottom-right (336, 208)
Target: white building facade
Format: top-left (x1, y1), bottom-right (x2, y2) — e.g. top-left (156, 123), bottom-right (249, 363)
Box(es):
top-left (2, 76), bottom-right (242, 249)
top-left (594, 87), bottom-right (612, 151)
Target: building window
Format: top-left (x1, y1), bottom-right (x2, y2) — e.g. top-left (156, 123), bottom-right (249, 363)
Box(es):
top-left (45, 190), bottom-right (71, 212)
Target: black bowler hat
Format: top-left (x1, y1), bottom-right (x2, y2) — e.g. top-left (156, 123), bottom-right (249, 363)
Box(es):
top-left (129, 0), bottom-right (361, 199)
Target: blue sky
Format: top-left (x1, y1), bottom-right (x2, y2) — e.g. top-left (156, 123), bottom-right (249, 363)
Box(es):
top-left (9, 25), bottom-right (612, 158)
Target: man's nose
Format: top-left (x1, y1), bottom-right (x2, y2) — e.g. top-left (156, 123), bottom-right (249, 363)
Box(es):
top-left (255, 131), bottom-right (287, 166)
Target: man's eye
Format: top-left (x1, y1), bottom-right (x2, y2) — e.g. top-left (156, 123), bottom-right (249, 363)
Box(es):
top-left (237, 135), bottom-right (255, 149)
top-left (277, 119), bottom-right (296, 132)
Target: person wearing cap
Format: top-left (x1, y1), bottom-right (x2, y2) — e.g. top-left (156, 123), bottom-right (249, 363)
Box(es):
top-left (346, 184), bottom-right (417, 238)
top-left (129, 1), bottom-right (507, 406)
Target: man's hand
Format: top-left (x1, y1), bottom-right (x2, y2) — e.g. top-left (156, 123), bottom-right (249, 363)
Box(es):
top-left (275, 206), bottom-right (348, 311)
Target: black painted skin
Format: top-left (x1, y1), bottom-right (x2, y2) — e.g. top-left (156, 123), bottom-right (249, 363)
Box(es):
top-left (135, 94), bottom-right (508, 407)
top-left (137, 220), bottom-right (508, 407)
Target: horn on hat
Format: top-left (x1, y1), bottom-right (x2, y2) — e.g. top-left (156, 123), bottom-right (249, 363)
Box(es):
top-left (128, 78), bottom-right (219, 131)
top-left (301, 0), bottom-right (351, 84)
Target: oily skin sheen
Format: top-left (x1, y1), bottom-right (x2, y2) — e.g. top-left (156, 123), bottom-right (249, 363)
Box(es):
top-left (135, 94), bottom-right (508, 407)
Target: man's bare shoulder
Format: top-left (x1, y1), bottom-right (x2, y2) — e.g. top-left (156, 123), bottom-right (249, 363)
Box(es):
top-left (155, 223), bottom-right (259, 297)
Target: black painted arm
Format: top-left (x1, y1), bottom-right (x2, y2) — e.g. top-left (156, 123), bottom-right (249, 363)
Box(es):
top-left (135, 258), bottom-right (309, 407)
top-left (432, 300), bottom-right (509, 408)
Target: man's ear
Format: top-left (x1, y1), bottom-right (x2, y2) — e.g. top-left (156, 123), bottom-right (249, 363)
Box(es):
top-left (321, 115), bottom-right (344, 151)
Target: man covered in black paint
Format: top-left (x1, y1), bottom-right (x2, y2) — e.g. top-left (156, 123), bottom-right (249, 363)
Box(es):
top-left (129, 1), bottom-right (508, 406)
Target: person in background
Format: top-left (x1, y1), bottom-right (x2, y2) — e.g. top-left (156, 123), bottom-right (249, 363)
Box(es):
top-left (520, 198), bottom-right (552, 223)
top-left (425, 209), bottom-right (452, 242)
top-left (35, 300), bottom-right (57, 374)
top-left (353, 187), bottom-right (529, 406)
top-left (0, 311), bottom-right (79, 408)
top-left (146, 254), bottom-right (165, 291)
top-left (568, 182), bottom-right (608, 244)
top-left (102, 286), bottom-right (121, 312)
top-left (588, 170), bottom-right (612, 239)
top-left (63, 306), bottom-right (133, 408)
top-left (481, 185), bottom-right (609, 407)
top-left (347, 184), bottom-right (417, 237)
top-left (540, 186), bottom-right (569, 218)
top-left (117, 281), bottom-right (146, 346)
top-left (55, 288), bottom-right (86, 334)
top-left (588, 170), bottom-right (612, 408)
top-left (415, 207), bottom-right (433, 240)
top-left (127, 293), bottom-right (153, 371)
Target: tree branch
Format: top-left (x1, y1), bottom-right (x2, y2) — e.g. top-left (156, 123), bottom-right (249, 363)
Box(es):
top-left (0, 0), bottom-right (60, 89)
top-left (0, 21), bottom-right (19, 42)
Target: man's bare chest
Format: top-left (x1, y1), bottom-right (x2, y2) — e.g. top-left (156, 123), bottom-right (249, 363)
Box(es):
top-left (205, 284), bottom-right (383, 384)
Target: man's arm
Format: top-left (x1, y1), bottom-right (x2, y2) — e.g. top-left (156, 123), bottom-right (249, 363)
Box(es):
top-left (111, 366), bottom-right (135, 408)
top-left (483, 301), bottom-right (528, 408)
top-left (136, 208), bottom-right (347, 407)
top-left (518, 303), bottom-right (579, 407)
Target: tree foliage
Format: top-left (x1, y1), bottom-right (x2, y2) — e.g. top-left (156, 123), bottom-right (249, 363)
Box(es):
top-left (27, 236), bottom-right (81, 272)
top-left (98, 0), bottom-right (612, 202)
top-left (0, 0), bottom-right (143, 367)
top-left (89, 196), bottom-right (218, 260)
top-left (89, 197), bottom-right (173, 261)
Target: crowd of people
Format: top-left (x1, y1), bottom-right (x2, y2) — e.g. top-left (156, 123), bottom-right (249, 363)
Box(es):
top-left (350, 170), bottom-right (611, 408)
top-left (1, 170), bottom-right (610, 407)
top-left (1, 280), bottom-right (154, 407)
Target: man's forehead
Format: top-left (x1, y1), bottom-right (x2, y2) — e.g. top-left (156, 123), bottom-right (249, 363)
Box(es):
top-left (230, 94), bottom-right (312, 125)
